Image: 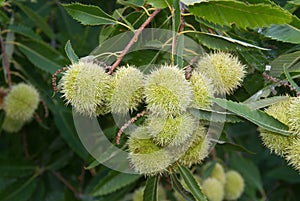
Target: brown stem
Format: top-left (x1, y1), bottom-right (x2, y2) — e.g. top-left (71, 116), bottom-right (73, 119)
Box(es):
top-left (78, 166), bottom-right (85, 194)
top-left (116, 110), bottom-right (147, 145)
top-left (262, 72), bottom-right (300, 95)
top-left (211, 148), bottom-right (216, 160)
top-left (185, 55), bottom-right (199, 80)
top-left (22, 130), bottom-right (30, 160)
top-left (52, 67), bottom-right (68, 92)
top-left (179, 2), bottom-right (186, 32)
top-left (34, 112), bottom-right (43, 125)
top-left (52, 171), bottom-right (78, 195)
top-left (109, 9), bottom-right (161, 75)
top-left (0, 30), bottom-right (11, 88)
top-left (41, 99), bottom-right (49, 118)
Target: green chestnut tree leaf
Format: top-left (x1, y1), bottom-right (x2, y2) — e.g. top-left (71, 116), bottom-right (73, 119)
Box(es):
top-left (92, 173), bottom-right (141, 196)
top-left (65, 40), bottom-right (79, 64)
top-left (8, 25), bottom-right (42, 42)
top-left (229, 153), bottom-right (264, 198)
top-left (212, 98), bottom-right (291, 136)
top-left (270, 50), bottom-right (300, 77)
top-left (244, 96), bottom-right (289, 109)
top-left (181, 0), bottom-right (202, 5)
top-left (170, 174), bottom-right (196, 201)
top-left (146, 0), bottom-right (173, 8)
top-left (0, 176), bottom-right (38, 201)
top-left (188, 0), bottom-right (292, 29)
top-left (262, 24), bottom-right (300, 44)
top-left (194, 32), bottom-right (269, 51)
top-left (63, 3), bottom-right (116, 26)
top-left (16, 41), bottom-right (67, 74)
top-left (188, 108), bottom-right (243, 123)
top-left (143, 176), bottom-right (158, 201)
top-left (178, 166), bottom-right (208, 201)
top-left (15, 3), bottom-right (54, 39)
top-left (284, 65), bottom-right (300, 92)
top-left (0, 157), bottom-right (36, 178)
top-left (217, 141), bottom-right (256, 154)
top-left (117, 0), bottom-right (145, 7)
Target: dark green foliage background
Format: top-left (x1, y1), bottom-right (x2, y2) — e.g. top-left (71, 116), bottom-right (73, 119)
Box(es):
top-left (0, 0), bottom-right (300, 200)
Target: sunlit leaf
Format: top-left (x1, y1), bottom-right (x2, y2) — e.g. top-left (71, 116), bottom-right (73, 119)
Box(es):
top-left (178, 166), bottom-right (208, 201)
top-left (188, 0), bottom-right (292, 29)
top-left (213, 98), bottom-right (290, 136)
top-left (63, 3), bottom-right (116, 25)
top-left (263, 24), bottom-right (300, 44)
top-left (65, 40), bottom-right (79, 64)
top-left (143, 176), bottom-right (158, 201)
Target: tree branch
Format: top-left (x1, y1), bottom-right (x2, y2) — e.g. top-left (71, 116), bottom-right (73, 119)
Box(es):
top-left (0, 30), bottom-right (11, 87)
top-left (116, 110), bottom-right (147, 145)
top-left (52, 171), bottom-right (78, 195)
top-left (109, 9), bottom-right (161, 74)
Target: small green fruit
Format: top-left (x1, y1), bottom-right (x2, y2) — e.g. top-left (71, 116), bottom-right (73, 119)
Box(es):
top-left (202, 177), bottom-right (224, 201)
top-left (2, 116), bottom-right (24, 133)
top-left (259, 98), bottom-right (293, 156)
top-left (196, 52), bottom-right (246, 95)
top-left (288, 96), bottom-right (300, 136)
top-left (60, 61), bottom-right (111, 116)
top-left (147, 113), bottom-right (197, 146)
top-left (144, 65), bottom-right (192, 117)
top-left (224, 170), bottom-right (245, 200)
top-left (260, 130), bottom-right (295, 156)
top-left (4, 83), bottom-right (39, 122)
top-left (189, 71), bottom-right (214, 109)
top-left (211, 162), bottom-right (226, 185)
top-left (127, 126), bottom-right (172, 175)
top-left (285, 138), bottom-right (300, 172)
top-left (111, 66), bottom-right (144, 114)
top-left (178, 125), bottom-right (210, 167)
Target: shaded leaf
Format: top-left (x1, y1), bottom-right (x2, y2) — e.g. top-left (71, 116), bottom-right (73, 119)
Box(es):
top-left (266, 165), bottom-right (300, 183)
top-left (263, 24), bottom-right (300, 44)
top-left (92, 173), bottom-right (141, 196)
top-left (16, 41), bottom-right (66, 74)
top-left (239, 50), bottom-right (267, 71)
top-left (15, 3), bottom-right (54, 39)
top-left (8, 25), bottom-right (42, 41)
top-left (53, 110), bottom-right (89, 159)
top-left (0, 157), bottom-right (36, 177)
top-left (270, 51), bottom-right (300, 77)
top-left (63, 3), bottom-right (116, 25)
top-left (143, 176), bottom-right (158, 201)
top-left (212, 98), bottom-right (290, 136)
top-left (230, 154), bottom-right (263, 191)
top-left (188, 0), bottom-right (291, 29)
top-left (96, 185), bottom-right (135, 201)
top-left (217, 141), bottom-right (256, 154)
top-left (178, 166), bottom-right (208, 201)
top-left (46, 150), bottom-right (73, 171)
top-left (0, 176), bottom-right (37, 201)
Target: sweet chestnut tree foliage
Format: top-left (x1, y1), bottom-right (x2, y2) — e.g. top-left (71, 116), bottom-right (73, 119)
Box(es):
top-left (0, 0), bottom-right (300, 200)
